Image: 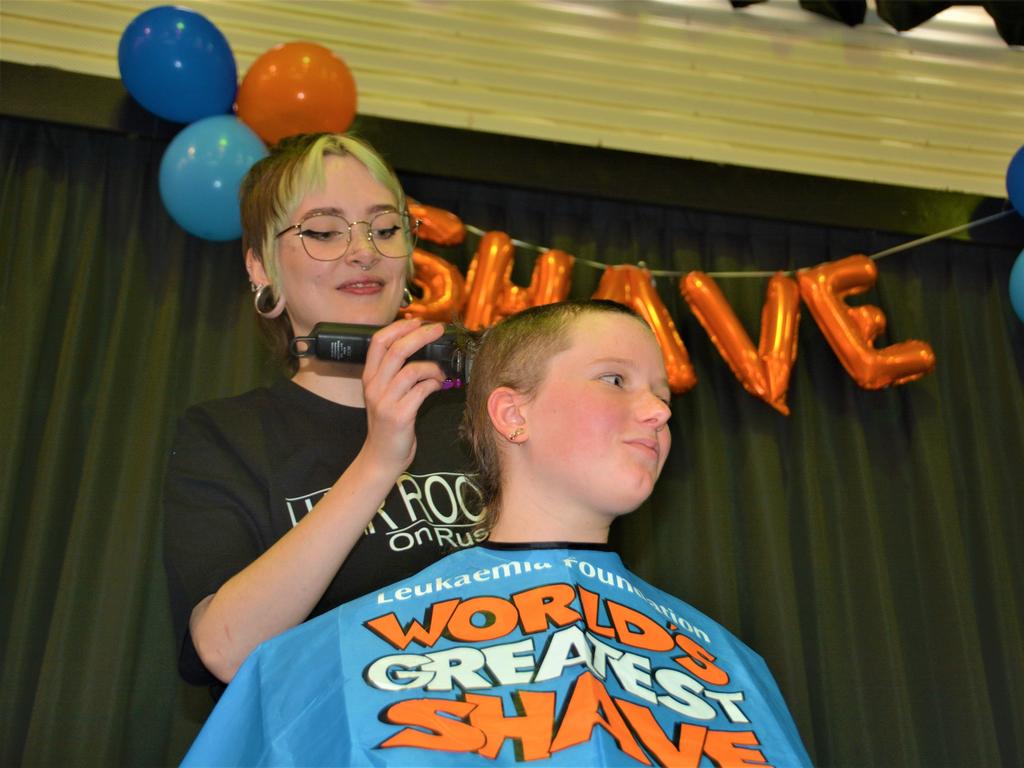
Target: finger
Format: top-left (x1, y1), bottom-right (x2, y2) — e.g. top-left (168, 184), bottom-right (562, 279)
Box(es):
top-left (382, 375), bottom-right (446, 422)
top-left (368, 360), bottom-right (448, 428)
top-left (363, 318), bottom-right (423, 378)
top-left (366, 360), bottom-right (447, 407)
top-left (365, 373), bottom-right (445, 447)
top-left (366, 322), bottom-right (446, 386)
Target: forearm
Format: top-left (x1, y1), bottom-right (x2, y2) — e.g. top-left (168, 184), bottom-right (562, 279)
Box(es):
top-left (189, 448), bottom-right (399, 682)
top-left (187, 321), bottom-right (448, 683)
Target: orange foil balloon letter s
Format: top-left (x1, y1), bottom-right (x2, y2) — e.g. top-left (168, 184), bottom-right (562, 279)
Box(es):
top-left (403, 250), bottom-right (466, 322)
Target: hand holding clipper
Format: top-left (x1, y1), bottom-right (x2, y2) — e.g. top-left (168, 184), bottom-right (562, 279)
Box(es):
top-left (291, 323), bottom-right (469, 383)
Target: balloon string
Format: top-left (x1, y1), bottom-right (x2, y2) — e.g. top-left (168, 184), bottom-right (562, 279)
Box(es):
top-left (865, 208), bottom-right (1016, 261)
top-left (462, 207), bottom-right (1018, 280)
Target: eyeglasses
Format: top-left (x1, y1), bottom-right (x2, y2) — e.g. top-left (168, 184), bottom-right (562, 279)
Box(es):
top-left (276, 211), bottom-right (419, 261)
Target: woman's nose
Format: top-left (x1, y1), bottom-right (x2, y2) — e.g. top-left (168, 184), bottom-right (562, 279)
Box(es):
top-left (344, 222), bottom-right (379, 268)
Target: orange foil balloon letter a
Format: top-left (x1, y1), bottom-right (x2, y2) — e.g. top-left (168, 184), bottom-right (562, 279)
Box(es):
top-left (681, 271), bottom-right (800, 415)
top-left (462, 232), bottom-right (574, 330)
top-left (593, 266), bottom-right (697, 394)
top-left (797, 255), bottom-right (935, 389)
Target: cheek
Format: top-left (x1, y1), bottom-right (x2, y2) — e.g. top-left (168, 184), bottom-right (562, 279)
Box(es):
top-left (534, 399), bottom-right (586, 452)
top-left (288, 256), bottom-right (338, 290)
top-left (565, 395), bottom-right (619, 447)
top-left (275, 245), bottom-right (312, 285)
top-left (386, 257), bottom-right (411, 282)
top-left (657, 432), bottom-right (671, 474)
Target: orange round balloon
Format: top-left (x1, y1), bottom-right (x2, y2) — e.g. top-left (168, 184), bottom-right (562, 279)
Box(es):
top-left (236, 42), bottom-right (357, 146)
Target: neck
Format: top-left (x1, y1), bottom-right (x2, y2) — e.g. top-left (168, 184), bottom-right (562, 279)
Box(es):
top-left (292, 358), bottom-right (366, 407)
top-left (486, 459), bottom-right (616, 544)
top-left (486, 496), bottom-right (612, 545)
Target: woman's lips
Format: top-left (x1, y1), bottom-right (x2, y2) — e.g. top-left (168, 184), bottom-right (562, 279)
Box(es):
top-left (337, 279), bottom-right (384, 295)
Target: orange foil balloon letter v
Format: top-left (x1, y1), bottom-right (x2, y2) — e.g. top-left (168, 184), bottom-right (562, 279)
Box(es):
top-left (681, 271), bottom-right (800, 415)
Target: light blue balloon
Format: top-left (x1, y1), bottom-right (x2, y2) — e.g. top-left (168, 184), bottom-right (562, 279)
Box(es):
top-left (159, 116), bottom-right (267, 241)
top-left (1010, 250), bottom-right (1024, 324)
top-left (118, 5), bottom-right (237, 123)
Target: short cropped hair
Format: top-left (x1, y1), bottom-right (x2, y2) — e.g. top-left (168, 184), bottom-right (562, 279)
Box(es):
top-left (461, 299), bottom-right (646, 532)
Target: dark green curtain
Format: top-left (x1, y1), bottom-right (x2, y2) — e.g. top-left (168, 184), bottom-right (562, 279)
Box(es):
top-left (0, 116), bottom-right (272, 766)
top-left (1, 115), bottom-right (1021, 767)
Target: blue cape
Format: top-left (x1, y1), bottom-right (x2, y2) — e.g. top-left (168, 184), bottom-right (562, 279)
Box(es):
top-left (184, 544), bottom-right (811, 766)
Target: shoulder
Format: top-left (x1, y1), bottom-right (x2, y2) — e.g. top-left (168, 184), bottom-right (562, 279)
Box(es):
top-left (622, 561), bottom-right (770, 666)
top-left (181, 382), bottom-right (281, 425)
top-left (168, 383), bottom-right (297, 471)
top-left (175, 379), bottom-right (328, 438)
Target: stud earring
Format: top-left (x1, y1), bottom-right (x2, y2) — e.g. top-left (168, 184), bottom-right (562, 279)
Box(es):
top-left (507, 428), bottom-right (525, 443)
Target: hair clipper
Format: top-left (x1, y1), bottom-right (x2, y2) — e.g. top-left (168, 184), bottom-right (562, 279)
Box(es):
top-left (290, 323), bottom-right (468, 382)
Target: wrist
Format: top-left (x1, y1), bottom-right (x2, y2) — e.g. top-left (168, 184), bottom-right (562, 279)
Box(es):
top-left (346, 446), bottom-right (409, 496)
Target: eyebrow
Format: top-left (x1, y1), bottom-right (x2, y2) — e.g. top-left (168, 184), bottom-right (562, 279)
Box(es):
top-left (592, 356), bottom-right (638, 368)
top-left (299, 203), bottom-right (398, 220)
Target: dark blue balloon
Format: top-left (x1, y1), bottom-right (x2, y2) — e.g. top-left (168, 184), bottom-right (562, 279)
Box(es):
top-left (1010, 250), bottom-right (1024, 324)
top-left (118, 5), bottom-right (237, 124)
top-left (1008, 145), bottom-right (1024, 215)
top-left (159, 116), bottom-right (267, 241)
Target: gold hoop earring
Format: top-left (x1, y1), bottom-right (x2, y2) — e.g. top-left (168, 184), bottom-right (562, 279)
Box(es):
top-left (507, 428), bottom-right (525, 443)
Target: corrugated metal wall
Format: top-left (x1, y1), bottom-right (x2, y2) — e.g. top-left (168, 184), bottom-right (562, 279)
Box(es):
top-left (2, 0), bottom-right (1020, 197)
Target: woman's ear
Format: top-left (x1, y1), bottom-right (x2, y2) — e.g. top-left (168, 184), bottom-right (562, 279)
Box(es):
top-left (246, 248), bottom-right (270, 286)
top-left (487, 386), bottom-right (528, 441)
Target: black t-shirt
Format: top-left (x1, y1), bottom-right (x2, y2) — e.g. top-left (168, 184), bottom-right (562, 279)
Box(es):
top-left (163, 378), bottom-right (480, 692)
